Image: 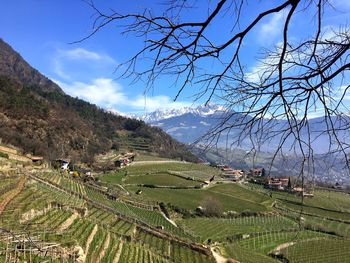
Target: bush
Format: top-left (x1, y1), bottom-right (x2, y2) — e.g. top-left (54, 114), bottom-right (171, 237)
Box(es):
top-left (142, 184), bottom-right (156, 188)
top-left (124, 119), bottom-right (143, 131)
top-left (0, 152), bottom-right (9, 159)
top-left (111, 143), bottom-right (120, 151)
top-left (201, 196), bottom-right (223, 217)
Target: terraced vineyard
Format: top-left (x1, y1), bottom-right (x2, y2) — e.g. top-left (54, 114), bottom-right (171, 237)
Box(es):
top-left (1, 156), bottom-right (350, 263)
top-left (180, 215), bottom-right (298, 242)
top-left (36, 172), bottom-right (195, 239)
top-left (280, 238), bottom-right (350, 263)
top-left (0, 169), bottom-right (215, 262)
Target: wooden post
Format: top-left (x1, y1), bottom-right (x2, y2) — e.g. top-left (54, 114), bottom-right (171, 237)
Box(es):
top-left (5, 234), bottom-right (8, 263)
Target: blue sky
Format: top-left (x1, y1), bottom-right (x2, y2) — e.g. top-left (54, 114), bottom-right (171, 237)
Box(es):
top-left (0, 0), bottom-right (349, 116)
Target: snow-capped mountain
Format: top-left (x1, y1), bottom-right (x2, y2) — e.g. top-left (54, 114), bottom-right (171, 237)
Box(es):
top-left (142, 104), bottom-right (227, 123)
top-left (144, 104), bottom-right (350, 183)
top-left (142, 104), bottom-right (234, 145)
top-left (144, 104), bottom-right (350, 154)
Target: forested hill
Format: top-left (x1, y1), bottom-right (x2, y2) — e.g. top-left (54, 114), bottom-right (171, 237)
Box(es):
top-left (0, 39), bottom-right (197, 164)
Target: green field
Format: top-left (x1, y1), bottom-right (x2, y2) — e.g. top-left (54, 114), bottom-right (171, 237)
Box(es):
top-left (125, 161), bottom-right (219, 176)
top-left (180, 215), bottom-right (298, 242)
top-left (124, 172), bottom-right (201, 187)
top-left (99, 170), bottom-right (126, 185)
top-left (127, 183), bottom-right (272, 213)
top-left (1, 155), bottom-right (350, 263)
top-left (222, 244), bottom-right (279, 263)
top-left (280, 238), bottom-right (350, 263)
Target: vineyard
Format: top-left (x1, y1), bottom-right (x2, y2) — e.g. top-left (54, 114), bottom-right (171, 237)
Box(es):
top-left (0, 155), bottom-right (350, 263)
top-left (0, 168), bottom-right (216, 262)
top-left (180, 215), bottom-right (298, 242)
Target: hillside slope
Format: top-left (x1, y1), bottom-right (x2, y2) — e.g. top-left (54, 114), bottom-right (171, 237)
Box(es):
top-left (0, 39), bottom-right (197, 163)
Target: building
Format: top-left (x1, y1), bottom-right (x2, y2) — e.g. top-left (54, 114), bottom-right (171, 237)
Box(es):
top-left (250, 168), bottom-right (265, 177)
top-left (222, 167), bottom-right (244, 181)
top-left (292, 187), bottom-right (314, 197)
top-left (54, 159), bottom-right (70, 171)
top-left (266, 177), bottom-right (289, 190)
top-left (114, 152), bottom-right (136, 168)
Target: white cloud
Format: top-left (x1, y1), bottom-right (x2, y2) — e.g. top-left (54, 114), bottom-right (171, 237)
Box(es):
top-left (53, 59), bottom-right (70, 80)
top-left (258, 12), bottom-right (285, 44)
top-left (130, 95), bottom-right (192, 112)
top-left (51, 47), bottom-right (191, 115)
top-left (58, 48), bottom-right (115, 62)
top-left (53, 78), bottom-right (192, 115)
top-left (54, 78), bottom-right (127, 107)
top-left (52, 47), bottom-right (115, 80)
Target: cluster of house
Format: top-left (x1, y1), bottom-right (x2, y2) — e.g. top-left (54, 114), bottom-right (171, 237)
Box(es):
top-left (220, 165), bottom-right (245, 181)
top-left (114, 152), bottom-right (136, 168)
top-left (211, 162), bottom-right (264, 182)
top-left (266, 177), bottom-right (314, 197)
top-left (266, 177), bottom-right (290, 190)
top-left (216, 164), bottom-right (266, 182)
top-left (214, 162), bottom-right (314, 197)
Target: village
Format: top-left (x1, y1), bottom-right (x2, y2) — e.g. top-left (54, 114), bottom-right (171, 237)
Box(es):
top-left (1, 141), bottom-right (316, 198)
top-left (212, 163), bottom-right (315, 197)
top-left (1, 139), bottom-right (350, 263)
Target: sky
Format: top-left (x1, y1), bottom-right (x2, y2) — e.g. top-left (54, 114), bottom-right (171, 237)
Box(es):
top-left (0, 0), bottom-right (349, 116)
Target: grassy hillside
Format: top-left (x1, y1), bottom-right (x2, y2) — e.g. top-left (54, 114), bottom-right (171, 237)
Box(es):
top-left (1, 145), bottom-right (350, 262)
top-left (0, 39), bottom-right (197, 164)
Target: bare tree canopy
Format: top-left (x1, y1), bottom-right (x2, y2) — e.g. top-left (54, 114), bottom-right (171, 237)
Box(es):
top-left (80, 0), bottom-right (350, 178)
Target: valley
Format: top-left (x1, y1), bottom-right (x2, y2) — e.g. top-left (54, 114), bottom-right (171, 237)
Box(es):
top-left (0, 145), bottom-right (350, 263)
top-left (0, 1), bottom-right (349, 261)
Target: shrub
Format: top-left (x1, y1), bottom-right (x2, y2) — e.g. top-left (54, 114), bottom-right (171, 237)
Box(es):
top-left (201, 196), bottom-right (223, 217)
top-left (124, 119), bottom-right (143, 131)
top-left (0, 152), bottom-right (9, 159)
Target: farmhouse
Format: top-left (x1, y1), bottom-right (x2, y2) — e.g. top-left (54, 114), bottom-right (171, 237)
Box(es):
top-left (222, 167), bottom-right (244, 181)
top-left (53, 159), bottom-right (70, 171)
top-left (115, 152), bottom-right (136, 168)
top-left (250, 168), bottom-right (265, 177)
top-left (266, 177), bottom-right (289, 190)
top-left (292, 187), bottom-right (314, 197)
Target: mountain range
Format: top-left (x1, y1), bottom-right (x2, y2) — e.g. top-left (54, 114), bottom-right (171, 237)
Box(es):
top-left (143, 105), bottom-right (350, 185)
top-left (0, 39), bottom-right (197, 164)
top-left (144, 104), bottom-right (350, 154)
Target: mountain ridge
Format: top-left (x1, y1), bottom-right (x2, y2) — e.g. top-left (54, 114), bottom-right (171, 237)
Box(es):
top-left (0, 39), bottom-right (197, 164)
top-left (142, 104), bottom-right (227, 123)
top-left (0, 38), bottom-right (64, 94)
top-left (143, 104), bottom-right (350, 154)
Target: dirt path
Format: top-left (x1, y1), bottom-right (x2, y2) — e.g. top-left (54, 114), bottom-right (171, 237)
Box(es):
top-left (0, 177), bottom-right (25, 215)
top-left (272, 241), bottom-right (295, 253)
top-left (159, 210), bottom-right (178, 227)
top-left (74, 246), bottom-right (85, 263)
top-left (113, 241), bottom-right (123, 263)
top-left (20, 204), bottom-right (52, 223)
top-left (57, 212), bottom-right (79, 233)
top-left (211, 247), bottom-right (238, 263)
top-left (132, 160), bottom-right (186, 165)
top-left (98, 232), bottom-right (110, 262)
top-left (85, 224), bottom-right (98, 258)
